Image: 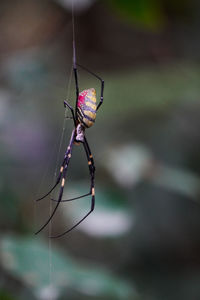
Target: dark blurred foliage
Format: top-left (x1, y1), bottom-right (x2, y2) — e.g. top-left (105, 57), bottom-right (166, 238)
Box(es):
top-left (0, 0), bottom-right (200, 299)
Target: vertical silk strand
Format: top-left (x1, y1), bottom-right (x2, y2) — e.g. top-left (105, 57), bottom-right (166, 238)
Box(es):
top-left (72, 0), bottom-right (76, 67)
top-left (48, 0), bottom-right (75, 295)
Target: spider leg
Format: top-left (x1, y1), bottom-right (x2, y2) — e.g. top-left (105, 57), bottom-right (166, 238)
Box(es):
top-left (36, 102), bottom-right (76, 202)
top-left (50, 199), bottom-right (94, 238)
top-left (84, 136), bottom-right (95, 188)
top-left (76, 63), bottom-right (104, 110)
top-left (35, 129), bottom-right (75, 235)
top-left (51, 136), bottom-right (95, 203)
top-left (35, 157), bottom-right (66, 202)
top-left (51, 192), bottom-right (91, 202)
top-left (64, 100), bottom-right (76, 126)
top-left (72, 41), bottom-right (79, 120)
top-left (49, 136), bottom-right (95, 238)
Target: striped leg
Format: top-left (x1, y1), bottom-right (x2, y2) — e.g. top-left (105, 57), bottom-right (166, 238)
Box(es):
top-left (51, 137), bottom-right (95, 203)
top-left (84, 136), bottom-right (95, 195)
top-left (36, 157), bottom-right (67, 202)
top-left (36, 101), bottom-right (76, 202)
top-left (50, 137), bottom-right (95, 238)
top-left (35, 129), bottom-right (75, 235)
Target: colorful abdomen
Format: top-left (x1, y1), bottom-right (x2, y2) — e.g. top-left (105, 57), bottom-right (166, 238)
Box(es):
top-left (77, 88), bottom-right (97, 128)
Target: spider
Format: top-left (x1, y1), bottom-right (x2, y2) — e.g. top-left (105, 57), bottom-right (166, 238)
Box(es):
top-left (35, 62), bottom-right (104, 238)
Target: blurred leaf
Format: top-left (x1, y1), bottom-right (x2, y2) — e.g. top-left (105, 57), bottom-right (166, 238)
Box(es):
top-left (2, 50), bottom-right (48, 92)
top-left (101, 63), bottom-right (200, 119)
top-left (103, 142), bottom-right (200, 200)
top-left (0, 188), bottom-right (20, 229)
top-left (60, 183), bottom-right (133, 237)
top-left (0, 236), bottom-right (137, 300)
top-left (104, 143), bottom-right (152, 188)
top-left (108, 0), bottom-right (164, 29)
top-left (0, 290), bottom-right (17, 300)
top-left (151, 164), bottom-right (200, 200)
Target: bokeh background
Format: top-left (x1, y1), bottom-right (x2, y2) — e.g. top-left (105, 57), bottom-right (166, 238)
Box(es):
top-left (1, 0), bottom-right (200, 299)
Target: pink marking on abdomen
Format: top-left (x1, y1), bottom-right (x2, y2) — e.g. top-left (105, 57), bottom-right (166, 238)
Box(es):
top-left (77, 90), bottom-right (88, 108)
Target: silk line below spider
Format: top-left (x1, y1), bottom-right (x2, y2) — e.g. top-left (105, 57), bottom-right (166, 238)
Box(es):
top-left (35, 63), bottom-right (104, 238)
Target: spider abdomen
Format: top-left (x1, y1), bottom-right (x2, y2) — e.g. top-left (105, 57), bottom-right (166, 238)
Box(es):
top-left (77, 88), bottom-right (97, 128)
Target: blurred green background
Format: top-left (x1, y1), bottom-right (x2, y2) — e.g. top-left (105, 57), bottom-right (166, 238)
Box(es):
top-left (1, 0), bottom-right (200, 299)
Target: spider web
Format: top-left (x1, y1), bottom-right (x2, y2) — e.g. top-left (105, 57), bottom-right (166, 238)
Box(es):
top-left (48, 65), bottom-right (73, 295)
top-left (48, 1), bottom-right (76, 296)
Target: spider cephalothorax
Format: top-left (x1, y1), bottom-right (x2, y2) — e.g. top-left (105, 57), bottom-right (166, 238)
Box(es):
top-left (75, 123), bottom-right (85, 142)
top-left (35, 63), bottom-right (104, 238)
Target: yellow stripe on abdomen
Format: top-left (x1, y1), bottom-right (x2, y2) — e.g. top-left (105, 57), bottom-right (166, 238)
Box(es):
top-left (87, 95), bottom-right (96, 103)
top-left (85, 101), bottom-right (96, 111)
top-left (83, 118), bottom-right (94, 128)
top-left (83, 110), bottom-right (96, 120)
